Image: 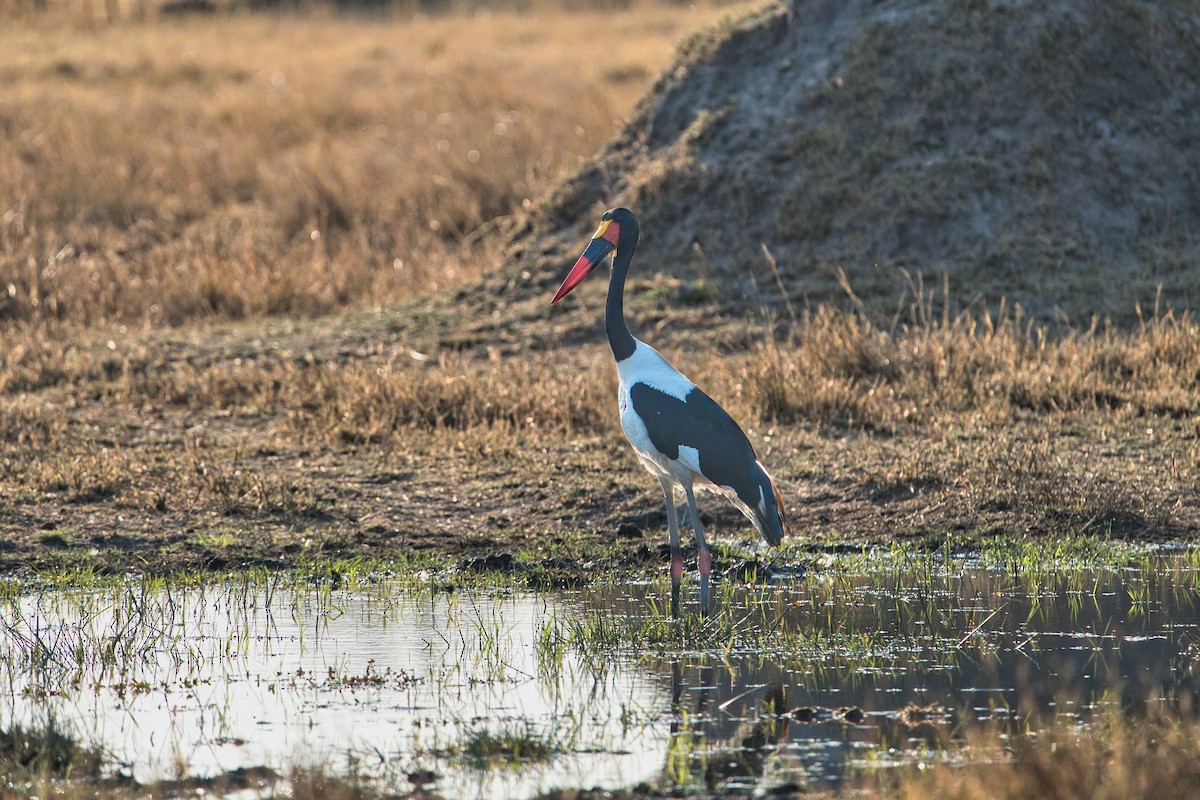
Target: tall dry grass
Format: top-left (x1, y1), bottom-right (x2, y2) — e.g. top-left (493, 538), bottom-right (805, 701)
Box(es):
top-left (0, 2), bottom-right (745, 329)
top-left (739, 285), bottom-right (1200, 433)
top-left (3, 288), bottom-right (1196, 439)
top-left (871, 713), bottom-right (1200, 800)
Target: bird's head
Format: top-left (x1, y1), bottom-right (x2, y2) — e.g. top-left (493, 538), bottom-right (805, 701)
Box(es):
top-left (551, 208), bottom-right (639, 304)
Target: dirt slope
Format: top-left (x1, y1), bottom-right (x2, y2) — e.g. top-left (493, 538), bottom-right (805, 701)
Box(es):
top-left (496, 0), bottom-right (1200, 329)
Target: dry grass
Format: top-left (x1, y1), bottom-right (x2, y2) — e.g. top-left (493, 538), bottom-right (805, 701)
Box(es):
top-left (5, 284), bottom-right (1196, 441)
top-left (728, 291), bottom-right (1198, 538)
top-left (0, 1), bottom-right (745, 329)
top-left (863, 713), bottom-right (1200, 800)
top-left (0, 290), bottom-right (1195, 574)
top-left (744, 289), bottom-right (1200, 433)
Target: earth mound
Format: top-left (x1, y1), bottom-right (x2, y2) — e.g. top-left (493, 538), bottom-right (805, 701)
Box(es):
top-left (498, 0), bottom-right (1200, 329)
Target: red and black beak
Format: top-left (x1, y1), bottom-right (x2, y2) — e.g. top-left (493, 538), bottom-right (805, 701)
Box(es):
top-left (551, 219), bottom-right (621, 304)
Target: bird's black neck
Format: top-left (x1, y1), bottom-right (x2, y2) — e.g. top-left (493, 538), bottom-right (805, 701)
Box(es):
top-left (606, 246), bottom-right (637, 363)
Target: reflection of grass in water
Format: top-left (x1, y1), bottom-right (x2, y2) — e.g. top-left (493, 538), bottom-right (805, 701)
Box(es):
top-left (423, 722), bottom-right (562, 771)
top-left (537, 586), bottom-right (933, 687)
top-left (461, 726), bottom-right (559, 767)
top-left (0, 718), bottom-right (105, 784)
top-left (9, 711), bottom-right (1200, 799)
top-left (4, 539), bottom-right (1199, 691)
top-left (535, 540), bottom-right (1200, 687)
top-left (665, 716), bottom-right (705, 788)
top-left (0, 578), bottom-right (539, 712)
top-left (3, 546), bottom-right (1200, 797)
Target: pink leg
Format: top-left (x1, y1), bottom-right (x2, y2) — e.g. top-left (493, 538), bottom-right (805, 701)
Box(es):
top-left (671, 552), bottom-right (684, 583)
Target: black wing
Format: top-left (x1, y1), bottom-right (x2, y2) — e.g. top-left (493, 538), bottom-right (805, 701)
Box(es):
top-left (629, 382), bottom-right (761, 506)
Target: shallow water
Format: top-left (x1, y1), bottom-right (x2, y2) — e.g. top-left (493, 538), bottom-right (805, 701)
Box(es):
top-left (1, 585), bottom-right (664, 797)
top-left (3, 551), bottom-right (1199, 796)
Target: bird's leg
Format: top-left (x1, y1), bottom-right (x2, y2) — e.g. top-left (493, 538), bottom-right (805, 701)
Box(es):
top-left (660, 478), bottom-right (683, 618)
top-left (684, 486), bottom-right (711, 616)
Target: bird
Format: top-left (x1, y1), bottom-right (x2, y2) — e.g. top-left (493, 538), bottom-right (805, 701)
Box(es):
top-left (551, 207), bottom-right (788, 615)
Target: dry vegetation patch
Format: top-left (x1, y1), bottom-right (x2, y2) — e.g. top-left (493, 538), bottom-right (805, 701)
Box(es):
top-left (1, 298), bottom-right (1196, 575)
top-left (864, 714), bottom-right (1200, 800)
top-left (0, 2), bottom-right (743, 329)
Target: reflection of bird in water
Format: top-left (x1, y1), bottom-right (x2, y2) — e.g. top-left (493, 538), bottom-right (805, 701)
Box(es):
top-left (667, 663), bottom-right (797, 792)
top-left (709, 684), bottom-right (794, 791)
top-left (552, 208), bottom-right (789, 616)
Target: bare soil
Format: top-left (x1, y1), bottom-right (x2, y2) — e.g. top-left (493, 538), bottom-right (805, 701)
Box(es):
top-left (497, 0), bottom-right (1200, 328)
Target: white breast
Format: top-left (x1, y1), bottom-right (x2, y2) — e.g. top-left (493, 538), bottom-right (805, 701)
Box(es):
top-left (616, 340), bottom-right (698, 484)
top-left (615, 340), bottom-right (694, 400)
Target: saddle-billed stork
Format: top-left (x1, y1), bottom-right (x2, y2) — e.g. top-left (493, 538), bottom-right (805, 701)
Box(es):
top-left (551, 207), bottom-right (788, 615)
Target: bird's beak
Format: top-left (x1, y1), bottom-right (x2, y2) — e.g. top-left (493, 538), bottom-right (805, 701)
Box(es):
top-left (551, 220), bottom-right (621, 304)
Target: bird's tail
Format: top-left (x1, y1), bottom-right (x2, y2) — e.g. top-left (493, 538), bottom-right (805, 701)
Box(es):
top-left (753, 463), bottom-right (789, 547)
